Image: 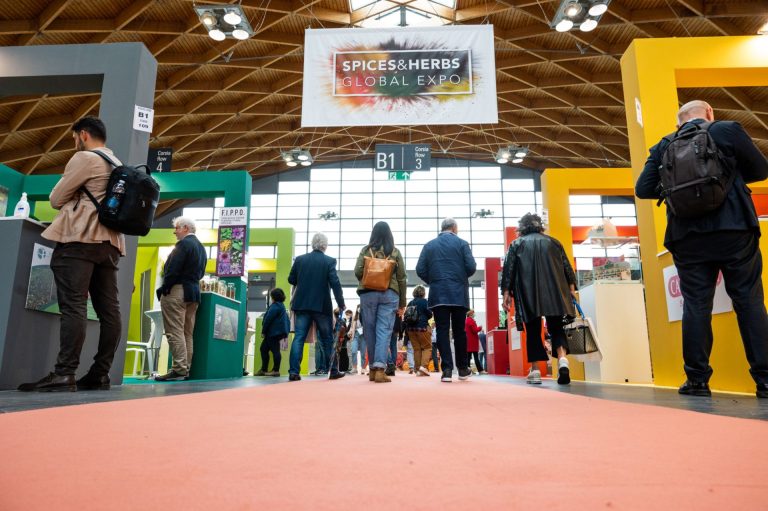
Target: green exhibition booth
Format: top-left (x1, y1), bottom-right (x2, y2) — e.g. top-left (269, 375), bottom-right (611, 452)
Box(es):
top-left (0, 163), bottom-right (301, 387)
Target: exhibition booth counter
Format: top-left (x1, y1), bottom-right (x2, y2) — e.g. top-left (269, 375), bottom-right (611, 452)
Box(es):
top-left (189, 292), bottom-right (243, 380)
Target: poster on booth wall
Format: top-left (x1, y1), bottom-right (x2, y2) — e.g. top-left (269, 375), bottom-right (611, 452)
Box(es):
top-left (26, 243), bottom-right (98, 320)
top-left (301, 25), bottom-right (498, 127)
top-left (663, 265), bottom-right (733, 322)
top-left (216, 207), bottom-right (247, 277)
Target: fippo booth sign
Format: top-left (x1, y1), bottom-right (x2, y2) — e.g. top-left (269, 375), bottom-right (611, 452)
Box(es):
top-left (301, 25), bottom-right (497, 127)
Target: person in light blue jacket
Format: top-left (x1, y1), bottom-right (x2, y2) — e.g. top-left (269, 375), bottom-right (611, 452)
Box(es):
top-left (416, 218), bottom-right (476, 383)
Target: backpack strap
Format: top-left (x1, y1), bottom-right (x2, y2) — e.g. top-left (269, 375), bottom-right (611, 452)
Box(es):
top-left (76, 150), bottom-right (119, 210)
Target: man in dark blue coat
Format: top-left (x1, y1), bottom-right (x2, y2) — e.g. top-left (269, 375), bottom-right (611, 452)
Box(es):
top-left (155, 217), bottom-right (208, 381)
top-left (416, 218), bottom-right (477, 382)
top-left (636, 100), bottom-right (768, 398)
top-left (287, 232), bottom-right (346, 381)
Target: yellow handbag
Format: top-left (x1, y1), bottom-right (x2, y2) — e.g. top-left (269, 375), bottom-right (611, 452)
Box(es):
top-left (361, 248), bottom-right (396, 291)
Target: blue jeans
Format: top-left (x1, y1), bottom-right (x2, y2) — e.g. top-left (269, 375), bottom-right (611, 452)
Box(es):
top-left (289, 312), bottom-right (334, 375)
top-left (388, 332), bottom-right (397, 365)
top-left (360, 289), bottom-right (399, 369)
top-left (314, 340), bottom-right (327, 372)
top-left (350, 331), bottom-right (366, 369)
top-left (406, 342), bottom-right (414, 369)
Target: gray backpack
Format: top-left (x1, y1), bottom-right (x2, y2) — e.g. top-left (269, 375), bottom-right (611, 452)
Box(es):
top-left (657, 121), bottom-right (733, 219)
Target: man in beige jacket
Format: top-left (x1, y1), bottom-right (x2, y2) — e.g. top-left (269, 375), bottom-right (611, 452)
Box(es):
top-left (19, 116), bottom-right (126, 392)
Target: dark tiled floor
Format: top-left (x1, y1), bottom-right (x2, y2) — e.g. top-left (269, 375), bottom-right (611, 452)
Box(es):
top-left (1, 373), bottom-right (767, 420)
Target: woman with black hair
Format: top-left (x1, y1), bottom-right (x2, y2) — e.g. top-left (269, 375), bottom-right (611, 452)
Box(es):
top-left (354, 221), bottom-right (407, 383)
top-left (500, 213), bottom-right (578, 385)
top-left (256, 287), bottom-right (290, 376)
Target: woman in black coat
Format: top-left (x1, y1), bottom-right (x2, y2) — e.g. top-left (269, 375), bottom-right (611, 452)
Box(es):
top-left (500, 213), bottom-right (578, 385)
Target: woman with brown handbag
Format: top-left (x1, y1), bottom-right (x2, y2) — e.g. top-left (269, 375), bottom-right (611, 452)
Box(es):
top-left (354, 221), bottom-right (407, 383)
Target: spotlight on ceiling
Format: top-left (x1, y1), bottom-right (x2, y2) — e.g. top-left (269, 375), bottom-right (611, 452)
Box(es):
top-left (496, 146), bottom-right (529, 165)
top-left (194, 4), bottom-right (254, 41)
top-left (472, 209), bottom-right (494, 218)
top-left (549, 0), bottom-right (610, 33)
top-left (281, 148), bottom-right (314, 168)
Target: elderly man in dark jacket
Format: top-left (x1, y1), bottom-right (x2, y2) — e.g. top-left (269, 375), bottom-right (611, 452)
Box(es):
top-left (636, 100), bottom-right (768, 398)
top-left (155, 217), bottom-right (208, 381)
top-left (416, 218), bottom-right (477, 382)
top-left (287, 232), bottom-right (346, 381)
top-left (501, 213), bottom-right (577, 385)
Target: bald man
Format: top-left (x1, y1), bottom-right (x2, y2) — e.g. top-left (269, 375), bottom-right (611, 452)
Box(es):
top-left (636, 100), bottom-right (768, 398)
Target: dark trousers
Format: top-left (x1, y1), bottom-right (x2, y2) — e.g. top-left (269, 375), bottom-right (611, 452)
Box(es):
top-left (51, 242), bottom-right (122, 377)
top-left (388, 331), bottom-right (397, 366)
top-left (524, 317), bottom-right (567, 363)
top-left (431, 342), bottom-right (439, 370)
top-left (338, 340), bottom-right (349, 372)
top-left (433, 306), bottom-right (469, 371)
top-left (671, 230), bottom-right (768, 385)
top-left (470, 351), bottom-right (483, 371)
top-left (259, 335), bottom-right (282, 372)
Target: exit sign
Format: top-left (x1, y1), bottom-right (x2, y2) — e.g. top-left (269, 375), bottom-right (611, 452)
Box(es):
top-left (388, 171), bottom-right (411, 181)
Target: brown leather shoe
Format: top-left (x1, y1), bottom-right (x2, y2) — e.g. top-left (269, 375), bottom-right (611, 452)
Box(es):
top-left (369, 368), bottom-right (377, 382)
top-left (374, 369), bottom-right (391, 383)
top-left (18, 372), bottom-right (76, 392)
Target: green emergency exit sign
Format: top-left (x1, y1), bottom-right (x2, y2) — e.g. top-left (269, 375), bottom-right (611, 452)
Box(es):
top-left (388, 171), bottom-right (411, 181)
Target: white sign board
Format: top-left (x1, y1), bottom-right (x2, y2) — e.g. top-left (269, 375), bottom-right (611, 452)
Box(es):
top-left (219, 207), bottom-right (248, 226)
top-left (133, 105), bottom-right (154, 133)
top-left (302, 25), bottom-right (498, 127)
top-left (662, 265), bottom-right (733, 322)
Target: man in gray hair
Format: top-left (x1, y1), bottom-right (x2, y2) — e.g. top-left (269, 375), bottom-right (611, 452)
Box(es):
top-left (155, 216), bottom-right (208, 381)
top-left (416, 218), bottom-right (477, 382)
top-left (287, 232), bottom-right (346, 381)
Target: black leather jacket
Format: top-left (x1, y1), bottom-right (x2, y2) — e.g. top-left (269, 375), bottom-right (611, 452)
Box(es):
top-left (500, 232), bottom-right (577, 329)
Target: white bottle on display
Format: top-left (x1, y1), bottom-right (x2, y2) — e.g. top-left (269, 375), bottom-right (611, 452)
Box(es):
top-left (13, 192), bottom-right (30, 218)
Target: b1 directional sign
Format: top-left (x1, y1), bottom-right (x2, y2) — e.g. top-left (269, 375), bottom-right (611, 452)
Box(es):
top-left (375, 144), bottom-right (431, 171)
top-left (147, 147), bottom-right (173, 173)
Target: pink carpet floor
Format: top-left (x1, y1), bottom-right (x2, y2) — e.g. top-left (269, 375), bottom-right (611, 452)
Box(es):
top-left (1, 376), bottom-right (767, 510)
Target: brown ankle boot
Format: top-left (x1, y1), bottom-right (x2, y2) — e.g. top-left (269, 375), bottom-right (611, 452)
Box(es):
top-left (374, 369), bottom-right (392, 383)
top-left (369, 368), bottom-right (377, 382)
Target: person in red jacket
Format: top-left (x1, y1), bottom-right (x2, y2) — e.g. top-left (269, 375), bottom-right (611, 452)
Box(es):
top-left (465, 310), bottom-right (484, 374)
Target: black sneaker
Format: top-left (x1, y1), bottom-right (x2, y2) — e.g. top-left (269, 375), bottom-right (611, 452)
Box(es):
top-left (385, 364), bottom-right (396, 377)
top-left (678, 380), bottom-right (711, 397)
top-left (329, 371), bottom-right (346, 380)
top-left (18, 372), bottom-right (76, 392)
top-left (441, 370), bottom-right (452, 383)
top-left (76, 373), bottom-right (111, 390)
top-left (289, 374), bottom-right (301, 381)
top-left (757, 383), bottom-right (768, 398)
top-left (458, 368), bottom-right (471, 381)
top-left (155, 370), bottom-right (187, 382)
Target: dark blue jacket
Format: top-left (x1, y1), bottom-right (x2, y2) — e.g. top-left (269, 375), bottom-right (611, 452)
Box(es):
top-left (416, 231), bottom-right (476, 309)
top-left (288, 249), bottom-right (345, 315)
top-left (262, 302), bottom-right (290, 339)
top-left (158, 234), bottom-right (208, 303)
top-left (405, 297), bottom-right (432, 330)
top-left (636, 119), bottom-right (768, 248)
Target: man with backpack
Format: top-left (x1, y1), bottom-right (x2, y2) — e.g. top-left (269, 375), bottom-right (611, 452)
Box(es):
top-left (19, 117), bottom-right (125, 392)
top-left (636, 100), bottom-right (768, 398)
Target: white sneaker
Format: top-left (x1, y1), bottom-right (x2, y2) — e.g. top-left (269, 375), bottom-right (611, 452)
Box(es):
top-left (526, 368), bottom-right (542, 384)
top-left (417, 366), bottom-right (430, 376)
top-left (557, 357), bottom-right (571, 385)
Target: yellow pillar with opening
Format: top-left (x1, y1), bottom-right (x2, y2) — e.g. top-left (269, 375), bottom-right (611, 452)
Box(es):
top-left (541, 167), bottom-right (635, 383)
top-left (621, 36), bottom-right (768, 393)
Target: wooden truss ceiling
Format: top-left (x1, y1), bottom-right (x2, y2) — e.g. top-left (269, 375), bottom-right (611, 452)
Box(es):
top-left (1, 0), bottom-right (767, 180)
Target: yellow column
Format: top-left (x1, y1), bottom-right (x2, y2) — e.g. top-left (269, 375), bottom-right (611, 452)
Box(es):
top-left (620, 36), bottom-right (768, 392)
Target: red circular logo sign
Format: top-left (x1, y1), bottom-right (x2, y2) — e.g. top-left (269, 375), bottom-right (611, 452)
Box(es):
top-left (668, 275), bottom-right (682, 298)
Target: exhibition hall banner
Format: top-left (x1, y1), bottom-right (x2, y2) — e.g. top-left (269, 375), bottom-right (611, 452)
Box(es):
top-left (301, 25), bottom-right (498, 127)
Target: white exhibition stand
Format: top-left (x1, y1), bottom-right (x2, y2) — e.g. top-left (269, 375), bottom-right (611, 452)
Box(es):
top-left (578, 280), bottom-right (653, 384)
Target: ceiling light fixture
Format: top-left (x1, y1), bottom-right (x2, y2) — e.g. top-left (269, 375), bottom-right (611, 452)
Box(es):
top-left (194, 4), bottom-right (254, 42)
top-left (549, 0), bottom-right (610, 33)
top-left (496, 146), bottom-right (529, 165)
top-left (281, 148), bottom-right (314, 168)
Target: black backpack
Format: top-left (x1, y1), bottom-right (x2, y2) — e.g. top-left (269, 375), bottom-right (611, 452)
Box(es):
top-left (403, 304), bottom-right (420, 326)
top-left (657, 121), bottom-right (733, 219)
top-left (81, 150), bottom-right (160, 236)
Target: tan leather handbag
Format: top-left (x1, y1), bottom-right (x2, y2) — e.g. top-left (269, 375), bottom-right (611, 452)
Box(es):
top-left (361, 248), bottom-right (396, 291)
